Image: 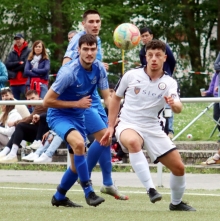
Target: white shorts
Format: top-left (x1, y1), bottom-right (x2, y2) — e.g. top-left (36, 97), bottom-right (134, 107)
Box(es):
top-left (115, 121), bottom-right (176, 163)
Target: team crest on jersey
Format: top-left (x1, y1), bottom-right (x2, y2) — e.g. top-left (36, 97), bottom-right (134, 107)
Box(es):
top-left (158, 82), bottom-right (166, 90)
top-left (91, 76), bottom-right (97, 84)
top-left (134, 87), bottom-right (141, 94)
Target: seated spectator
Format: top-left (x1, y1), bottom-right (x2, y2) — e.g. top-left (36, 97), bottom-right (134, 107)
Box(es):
top-left (26, 113), bottom-right (50, 150)
top-left (0, 90), bottom-right (47, 163)
top-left (23, 130), bottom-right (63, 163)
top-left (0, 101), bottom-right (22, 150)
top-left (1, 87), bottom-right (30, 118)
top-left (111, 137), bottom-right (126, 164)
top-left (24, 40), bottom-right (50, 98)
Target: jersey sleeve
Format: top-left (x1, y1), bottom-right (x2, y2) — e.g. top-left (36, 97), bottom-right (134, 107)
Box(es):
top-left (51, 65), bottom-right (75, 95)
top-left (115, 73), bottom-right (129, 98)
top-left (167, 79), bottom-right (180, 101)
top-left (97, 63), bottom-right (109, 90)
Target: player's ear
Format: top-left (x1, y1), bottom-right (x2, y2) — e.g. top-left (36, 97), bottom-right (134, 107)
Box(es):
top-left (78, 47), bottom-right (80, 54)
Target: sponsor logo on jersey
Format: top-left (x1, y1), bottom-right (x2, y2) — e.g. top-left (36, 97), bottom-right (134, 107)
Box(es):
top-left (134, 87), bottom-right (141, 94)
top-left (91, 76), bottom-right (97, 84)
top-left (158, 82), bottom-right (166, 90)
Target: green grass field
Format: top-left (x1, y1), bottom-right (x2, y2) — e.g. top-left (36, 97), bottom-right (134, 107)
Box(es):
top-left (1, 183), bottom-right (220, 221)
top-left (173, 102), bottom-right (219, 141)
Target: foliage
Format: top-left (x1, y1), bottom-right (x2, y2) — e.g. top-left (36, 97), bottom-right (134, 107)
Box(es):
top-left (0, 0), bottom-right (219, 96)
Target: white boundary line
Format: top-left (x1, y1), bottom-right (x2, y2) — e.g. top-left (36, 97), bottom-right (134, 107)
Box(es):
top-left (1, 186), bottom-right (220, 197)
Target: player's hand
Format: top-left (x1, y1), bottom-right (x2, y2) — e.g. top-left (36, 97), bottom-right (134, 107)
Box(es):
top-left (100, 127), bottom-right (114, 146)
top-left (32, 114), bottom-right (40, 124)
top-left (77, 96), bottom-right (92, 108)
top-left (164, 96), bottom-right (174, 106)
top-left (103, 62), bottom-right (109, 71)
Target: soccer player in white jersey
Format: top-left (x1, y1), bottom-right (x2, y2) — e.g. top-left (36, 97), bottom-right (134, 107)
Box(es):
top-left (101, 40), bottom-right (196, 211)
top-left (44, 34), bottom-right (105, 207)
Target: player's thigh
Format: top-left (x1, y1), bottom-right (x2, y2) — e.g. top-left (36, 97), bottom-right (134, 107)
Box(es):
top-left (159, 149), bottom-right (185, 176)
top-left (120, 128), bottom-right (143, 153)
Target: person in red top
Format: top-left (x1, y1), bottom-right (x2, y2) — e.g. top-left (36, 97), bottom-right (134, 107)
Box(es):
top-left (5, 34), bottom-right (31, 100)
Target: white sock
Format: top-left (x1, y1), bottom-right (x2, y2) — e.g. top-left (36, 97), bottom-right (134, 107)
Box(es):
top-left (129, 150), bottom-right (155, 191)
top-left (170, 173), bottom-right (185, 205)
top-left (9, 144), bottom-right (19, 157)
top-left (0, 147), bottom-right (10, 156)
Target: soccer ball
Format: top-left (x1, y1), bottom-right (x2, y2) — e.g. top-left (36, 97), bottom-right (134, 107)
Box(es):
top-left (186, 134), bottom-right (193, 139)
top-left (113, 23), bottom-right (141, 50)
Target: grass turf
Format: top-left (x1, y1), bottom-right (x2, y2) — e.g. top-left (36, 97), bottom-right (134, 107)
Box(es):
top-left (0, 183), bottom-right (220, 221)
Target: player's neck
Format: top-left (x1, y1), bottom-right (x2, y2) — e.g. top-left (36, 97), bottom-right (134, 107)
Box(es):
top-left (144, 67), bottom-right (164, 80)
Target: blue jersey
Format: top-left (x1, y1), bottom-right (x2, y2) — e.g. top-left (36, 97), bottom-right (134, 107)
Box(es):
top-left (47, 58), bottom-right (109, 119)
top-left (64, 31), bottom-right (102, 61)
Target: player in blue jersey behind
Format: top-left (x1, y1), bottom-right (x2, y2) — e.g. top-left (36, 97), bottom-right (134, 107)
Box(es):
top-left (43, 34), bottom-right (106, 207)
top-left (62, 9), bottom-right (128, 201)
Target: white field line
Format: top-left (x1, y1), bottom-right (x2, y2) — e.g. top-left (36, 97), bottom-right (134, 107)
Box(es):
top-left (0, 186), bottom-right (220, 197)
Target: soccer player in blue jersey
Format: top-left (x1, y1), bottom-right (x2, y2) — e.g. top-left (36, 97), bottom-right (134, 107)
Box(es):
top-left (62, 9), bottom-right (128, 201)
top-left (43, 34), bottom-right (106, 207)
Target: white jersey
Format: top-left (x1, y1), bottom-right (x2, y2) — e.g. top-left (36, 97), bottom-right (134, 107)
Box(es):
top-left (115, 67), bottom-right (180, 127)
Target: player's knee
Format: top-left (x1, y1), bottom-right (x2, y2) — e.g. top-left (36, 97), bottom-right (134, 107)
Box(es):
top-left (74, 140), bottom-right (85, 154)
top-left (122, 137), bottom-right (141, 152)
top-left (172, 163), bottom-right (185, 176)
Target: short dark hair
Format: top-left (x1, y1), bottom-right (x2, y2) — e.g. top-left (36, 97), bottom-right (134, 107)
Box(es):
top-left (140, 27), bottom-right (153, 35)
top-left (78, 34), bottom-right (97, 48)
top-left (83, 9), bottom-right (100, 21)
top-left (25, 89), bottom-right (38, 97)
top-left (146, 40), bottom-right (166, 53)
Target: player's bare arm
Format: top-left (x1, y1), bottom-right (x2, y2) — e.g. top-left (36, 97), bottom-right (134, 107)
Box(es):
top-left (100, 93), bottom-right (121, 146)
top-left (62, 57), bottom-right (71, 65)
top-left (43, 88), bottom-right (92, 108)
top-left (164, 96), bottom-right (182, 114)
top-left (100, 88), bottom-right (110, 109)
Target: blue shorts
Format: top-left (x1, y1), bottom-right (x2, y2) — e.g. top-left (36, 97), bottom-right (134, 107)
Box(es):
top-left (47, 111), bottom-right (86, 143)
top-left (84, 106), bottom-right (108, 135)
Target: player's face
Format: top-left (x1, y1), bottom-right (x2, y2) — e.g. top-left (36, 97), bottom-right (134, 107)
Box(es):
top-left (146, 49), bottom-right (167, 71)
top-left (68, 32), bottom-right (75, 42)
top-left (78, 43), bottom-right (97, 67)
top-left (141, 31), bottom-right (153, 45)
top-left (82, 14), bottom-right (101, 36)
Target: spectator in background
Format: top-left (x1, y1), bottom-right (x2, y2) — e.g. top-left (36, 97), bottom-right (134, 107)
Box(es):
top-left (22, 130), bottom-right (63, 163)
top-left (5, 34), bottom-right (30, 100)
top-left (0, 60), bottom-right (8, 100)
top-left (214, 52), bottom-right (220, 72)
top-left (68, 30), bottom-right (77, 42)
top-left (0, 90), bottom-right (47, 163)
top-left (139, 27), bottom-right (176, 139)
top-left (0, 101), bottom-right (22, 150)
top-left (1, 87), bottom-right (30, 119)
top-left (24, 40), bottom-right (50, 98)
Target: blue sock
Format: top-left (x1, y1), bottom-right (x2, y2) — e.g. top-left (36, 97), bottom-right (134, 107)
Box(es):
top-left (99, 146), bottom-right (113, 186)
top-left (54, 167), bottom-right (78, 200)
top-left (74, 155), bottom-right (93, 198)
top-left (87, 140), bottom-right (105, 177)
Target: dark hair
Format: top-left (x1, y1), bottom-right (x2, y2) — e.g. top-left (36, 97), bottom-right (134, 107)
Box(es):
top-left (83, 9), bottom-right (100, 21)
top-left (146, 40), bottom-right (166, 53)
top-left (28, 40), bottom-right (49, 60)
top-left (1, 87), bottom-right (12, 96)
top-left (140, 27), bottom-right (153, 35)
top-left (25, 89), bottom-right (38, 97)
top-left (78, 34), bottom-right (97, 48)
top-left (0, 98), bottom-right (15, 126)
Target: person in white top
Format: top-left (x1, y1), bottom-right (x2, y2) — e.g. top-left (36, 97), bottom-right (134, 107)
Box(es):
top-left (0, 101), bottom-right (22, 149)
top-left (1, 87), bottom-right (30, 118)
top-left (101, 40), bottom-right (196, 211)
